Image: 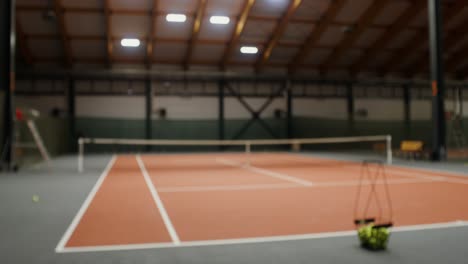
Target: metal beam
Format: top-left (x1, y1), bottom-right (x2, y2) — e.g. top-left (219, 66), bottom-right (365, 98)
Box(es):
top-left (428, 0), bottom-right (446, 161)
top-left (1, 0), bottom-right (16, 170)
top-left (146, 0), bottom-right (158, 69)
top-left (226, 83), bottom-right (285, 139)
top-left (220, 0), bottom-right (255, 70)
top-left (403, 84), bottom-right (411, 138)
top-left (145, 79), bottom-right (153, 143)
top-left (286, 80), bottom-right (293, 139)
top-left (350, 0), bottom-right (426, 75)
top-left (54, 0), bottom-right (73, 67)
top-left (288, 0), bottom-right (347, 74)
top-left (346, 83), bottom-right (354, 133)
top-left (255, 0), bottom-right (302, 73)
top-left (321, 0), bottom-right (390, 70)
top-left (218, 80), bottom-right (225, 140)
top-left (67, 78), bottom-right (76, 151)
top-left (104, 0), bottom-right (113, 67)
top-left (184, 0), bottom-right (207, 70)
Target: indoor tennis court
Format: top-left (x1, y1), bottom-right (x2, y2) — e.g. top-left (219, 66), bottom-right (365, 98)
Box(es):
top-left (2, 0), bottom-right (468, 263)
top-left (57, 152), bottom-right (468, 254)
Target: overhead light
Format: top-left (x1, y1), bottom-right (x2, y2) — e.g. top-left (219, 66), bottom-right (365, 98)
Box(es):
top-left (166, 13), bottom-right (187, 23)
top-left (121, 38), bottom-right (141, 47)
top-left (210, 16), bottom-right (230, 25)
top-left (240, 46), bottom-right (258, 54)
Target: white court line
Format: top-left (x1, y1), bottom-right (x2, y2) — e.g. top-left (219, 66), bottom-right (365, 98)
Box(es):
top-left (313, 178), bottom-right (436, 188)
top-left (288, 153), bottom-right (468, 185)
top-left (157, 178), bottom-right (436, 193)
top-left (158, 183), bottom-right (299, 193)
top-left (57, 220), bottom-right (468, 253)
top-left (136, 155), bottom-right (181, 245)
top-left (391, 163), bottom-right (468, 177)
top-left (55, 155), bottom-right (117, 253)
top-left (386, 168), bottom-right (468, 185)
top-left (216, 158), bottom-right (314, 186)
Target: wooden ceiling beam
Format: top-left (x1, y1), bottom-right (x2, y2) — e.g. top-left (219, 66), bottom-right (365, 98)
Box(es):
top-left (53, 0), bottom-right (73, 67)
top-left (455, 58), bottom-right (468, 78)
top-left (15, 16), bottom-right (34, 65)
top-left (33, 56), bottom-right (394, 74)
top-left (446, 46), bottom-right (468, 74)
top-left (411, 15), bottom-right (468, 74)
top-left (16, 5), bottom-right (428, 31)
top-left (104, 0), bottom-right (113, 68)
top-left (220, 0), bottom-right (256, 70)
top-left (443, 22), bottom-right (468, 73)
top-left (350, 0), bottom-right (426, 75)
top-left (383, 0), bottom-right (468, 75)
top-left (255, 0), bottom-right (302, 73)
top-left (184, 0), bottom-right (207, 70)
top-left (321, 0), bottom-right (390, 70)
top-left (288, 0), bottom-right (347, 74)
top-left (26, 33), bottom-right (408, 52)
top-left (32, 56), bottom-right (337, 70)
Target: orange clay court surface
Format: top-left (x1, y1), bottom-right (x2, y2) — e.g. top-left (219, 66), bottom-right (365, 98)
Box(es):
top-left (56, 153), bottom-right (468, 253)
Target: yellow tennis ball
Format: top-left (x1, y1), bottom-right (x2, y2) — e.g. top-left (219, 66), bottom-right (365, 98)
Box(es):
top-left (32, 195), bottom-right (39, 202)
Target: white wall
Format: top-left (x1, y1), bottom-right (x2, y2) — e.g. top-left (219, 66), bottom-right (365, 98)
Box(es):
top-left (355, 99), bottom-right (405, 121)
top-left (411, 100), bottom-right (432, 120)
top-left (155, 96), bottom-right (218, 119)
top-left (153, 96), bottom-right (286, 120)
top-left (76, 96), bottom-right (145, 119)
top-left (294, 99), bottom-right (347, 119)
top-left (13, 79), bottom-right (468, 120)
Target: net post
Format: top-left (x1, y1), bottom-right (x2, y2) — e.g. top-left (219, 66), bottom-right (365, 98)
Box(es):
top-left (386, 135), bottom-right (393, 165)
top-left (245, 141), bottom-right (251, 167)
top-left (78, 138), bottom-right (84, 173)
top-left (291, 140), bottom-right (300, 152)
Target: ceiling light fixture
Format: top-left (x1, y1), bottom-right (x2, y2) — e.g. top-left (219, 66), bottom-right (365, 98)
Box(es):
top-left (121, 38), bottom-right (141, 47)
top-left (166, 13), bottom-right (187, 23)
top-left (240, 46), bottom-right (258, 54)
top-left (210, 16), bottom-right (230, 25)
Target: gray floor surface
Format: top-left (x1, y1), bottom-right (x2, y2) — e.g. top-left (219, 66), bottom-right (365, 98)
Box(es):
top-left (1, 154), bottom-right (468, 264)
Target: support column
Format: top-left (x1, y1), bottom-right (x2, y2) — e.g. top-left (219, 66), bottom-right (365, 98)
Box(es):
top-left (286, 80), bottom-right (293, 139)
top-left (457, 87), bottom-right (463, 117)
top-left (218, 80), bottom-right (225, 140)
top-left (1, 0), bottom-right (16, 170)
top-left (145, 79), bottom-right (153, 143)
top-left (346, 83), bottom-right (354, 135)
top-left (67, 78), bottom-right (76, 152)
top-left (428, 0), bottom-right (446, 161)
top-left (403, 85), bottom-right (411, 138)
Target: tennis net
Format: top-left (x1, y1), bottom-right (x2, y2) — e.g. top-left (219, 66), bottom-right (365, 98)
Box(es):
top-left (78, 135), bottom-right (392, 172)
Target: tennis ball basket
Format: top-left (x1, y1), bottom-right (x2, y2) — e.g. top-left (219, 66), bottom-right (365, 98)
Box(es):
top-left (354, 160), bottom-right (393, 251)
top-left (355, 218), bottom-right (392, 250)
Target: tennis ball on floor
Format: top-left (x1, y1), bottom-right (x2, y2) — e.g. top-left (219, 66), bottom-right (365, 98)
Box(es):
top-left (32, 195), bottom-right (39, 203)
